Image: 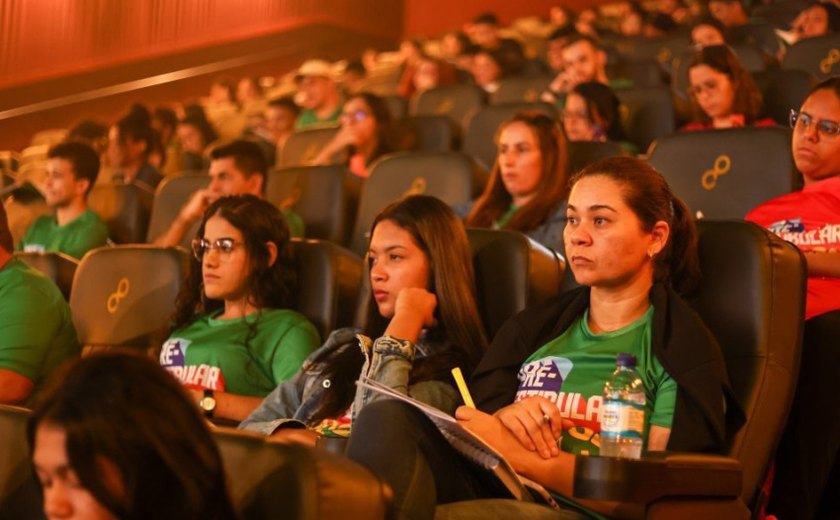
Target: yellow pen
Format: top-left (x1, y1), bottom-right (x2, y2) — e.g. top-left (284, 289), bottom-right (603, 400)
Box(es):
top-left (451, 367), bottom-right (476, 409)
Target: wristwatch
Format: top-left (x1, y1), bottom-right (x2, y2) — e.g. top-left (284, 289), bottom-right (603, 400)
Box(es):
top-left (199, 389), bottom-right (216, 419)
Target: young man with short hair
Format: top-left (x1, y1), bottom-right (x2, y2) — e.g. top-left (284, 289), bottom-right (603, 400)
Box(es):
top-left (153, 140), bottom-right (304, 248)
top-left (18, 141), bottom-right (109, 260)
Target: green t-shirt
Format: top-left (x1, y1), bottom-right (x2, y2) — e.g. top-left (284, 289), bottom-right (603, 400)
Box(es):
top-left (18, 209), bottom-right (109, 260)
top-left (0, 258), bottom-right (81, 399)
top-left (160, 308), bottom-right (320, 397)
top-left (295, 106), bottom-right (342, 130)
top-left (283, 209), bottom-right (306, 238)
top-left (515, 307), bottom-right (675, 456)
top-left (494, 204), bottom-right (519, 229)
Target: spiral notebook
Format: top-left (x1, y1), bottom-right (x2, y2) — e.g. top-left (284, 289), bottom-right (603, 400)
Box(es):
top-left (357, 378), bottom-right (560, 508)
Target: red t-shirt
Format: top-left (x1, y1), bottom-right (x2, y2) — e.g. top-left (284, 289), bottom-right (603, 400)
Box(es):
top-left (745, 176), bottom-right (840, 320)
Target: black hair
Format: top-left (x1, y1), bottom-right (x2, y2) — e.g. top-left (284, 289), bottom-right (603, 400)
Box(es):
top-left (0, 200), bottom-right (11, 251)
top-left (473, 12), bottom-right (500, 26)
top-left (570, 82), bottom-right (627, 142)
top-left (28, 354), bottom-right (236, 520)
top-left (47, 141), bottom-right (101, 196)
top-left (267, 96), bottom-right (300, 116)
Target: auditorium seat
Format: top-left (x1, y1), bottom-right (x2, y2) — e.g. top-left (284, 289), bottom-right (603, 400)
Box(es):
top-left (437, 220), bottom-right (807, 519)
top-left (612, 35), bottom-right (689, 78)
top-left (289, 238), bottom-right (363, 340)
top-left (410, 84), bottom-right (487, 134)
top-left (88, 183), bottom-right (154, 244)
top-left (490, 74), bottom-right (553, 105)
top-left (69, 246), bottom-right (189, 355)
top-left (384, 95), bottom-right (408, 120)
top-left (146, 173), bottom-right (210, 248)
top-left (392, 115), bottom-right (457, 153)
top-left (468, 228), bottom-right (566, 339)
top-left (753, 68), bottom-right (813, 125)
top-left (0, 405), bottom-right (41, 520)
top-left (462, 102), bottom-right (557, 171)
top-left (609, 58), bottom-right (667, 88)
top-left (14, 251), bottom-right (78, 300)
top-left (214, 427), bottom-right (390, 519)
top-left (266, 165), bottom-right (362, 244)
top-left (728, 22), bottom-right (782, 59)
top-left (615, 86), bottom-right (677, 153)
top-left (348, 151), bottom-right (482, 255)
top-left (782, 33), bottom-right (840, 81)
top-left (648, 127), bottom-right (796, 219)
top-left (567, 141), bottom-right (629, 174)
top-left (278, 126), bottom-right (340, 168)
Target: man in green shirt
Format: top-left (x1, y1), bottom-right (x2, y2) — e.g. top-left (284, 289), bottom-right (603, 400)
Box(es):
top-left (18, 141), bottom-right (109, 260)
top-left (153, 140), bottom-right (305, 248)
top-left (293, 59), bottom-right (343, 129)
top-left (0, 201), bottom-right (81, 404)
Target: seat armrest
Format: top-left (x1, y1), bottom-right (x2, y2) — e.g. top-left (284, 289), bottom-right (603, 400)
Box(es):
top-left (572, 452), bottom-right (742, 503)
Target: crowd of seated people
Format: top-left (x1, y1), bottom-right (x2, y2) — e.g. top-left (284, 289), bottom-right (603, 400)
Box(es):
top-left (2, 2), bottom-right (840, 518)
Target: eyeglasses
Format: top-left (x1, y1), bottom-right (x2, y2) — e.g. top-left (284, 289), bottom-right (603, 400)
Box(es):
top-left (341, 110), bottom-right (369, 123)
top-left (191, 238), bottom-right (243, 261)
top-left (688, 79), bottom-right (720, 97)
top-left (789, 110), bottom-right (840, 138)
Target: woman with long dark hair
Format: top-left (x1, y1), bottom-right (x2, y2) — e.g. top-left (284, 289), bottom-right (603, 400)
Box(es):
top-left (160, 195), bottom-right (320, 422)
top-left (310, 92), bottom-right (393, 178)
top-left (464, 111), bottom-right (569, 254)
top-left (240, 195), bottom-right (488, 443)
top-left (30, 354), bottom-right (236, 520)
top-left (346, 157), bottom-right (742, 519)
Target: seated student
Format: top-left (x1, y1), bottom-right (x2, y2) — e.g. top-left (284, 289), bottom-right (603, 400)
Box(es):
top-left (469, 12), bottom-right (525, 73)
top-left (542, 34), bottom-right (630, 106)
top-left (153, 140), bottom-right (304, 247)
top-left (159, 195), bottom-right (320, 422)
top-left (240, 195), bottom-right (488, 442)
top-left (562, 81), bottom-right (637, 155)
top-left (470, 49), bottom-right (509, 95)
top-left (176, 111), bottom-right (218, 172)
top-left (310, 93), bottom-right (393, 179)
top-left (30, 354), bottom-right (236, 520)
top-left (294, 60), bottom-right (344, 130)
top-left (681, 45), bottom-right (776, 130)
top-left (0, 202), bottom-right (80, 405)
top-left (463, 112), bottom-right (569, 255)
top-left (399, 56), bottom-right (458, 100)
top-left (346, 157), bottom-right (742, 519)
top-left (746, 77), bottom-right (840, 520)
top-left (18, 141), bottom-right (109, 260)
top-left (689, 17), bottom-right (728, 48)
top-left (106, 104), bottom-right (164, 191)
top-left (779, 2), bottom-right (840, 48)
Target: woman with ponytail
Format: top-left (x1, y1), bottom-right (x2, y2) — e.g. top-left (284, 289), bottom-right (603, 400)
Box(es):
top-left (345, 157), bottom-right (743, 519)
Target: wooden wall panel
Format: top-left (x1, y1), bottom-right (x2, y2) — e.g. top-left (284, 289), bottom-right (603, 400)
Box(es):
top-left (0, 0), bottom-right (402, 89)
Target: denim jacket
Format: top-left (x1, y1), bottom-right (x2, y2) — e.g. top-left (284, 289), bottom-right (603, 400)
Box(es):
top-left (239, 327), bottom-right (458, 435)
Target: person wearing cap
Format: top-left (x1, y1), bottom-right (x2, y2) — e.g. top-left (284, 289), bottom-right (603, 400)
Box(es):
top-left (294, 59), bottom-right (343, 130)
top-left (0, 199), bottom-right (81, 405)
top-left (18, 141), bottom-right (109, 260)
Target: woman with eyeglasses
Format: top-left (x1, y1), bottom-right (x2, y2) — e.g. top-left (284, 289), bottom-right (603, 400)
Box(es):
top-left (680, 45), bottom-right (776, 131)
top-left (463, 111), bottom-right (569, 255)
top-left (160, 194), bottom-right (320, 423)
top-left (240, 195), bottom-right (488, 446)
top-left (310, 92), bottom-right (393, 178)
top-left (561, 81), bottom-right (637, 155)
top-left (746, 77), bottom-right (840, 520)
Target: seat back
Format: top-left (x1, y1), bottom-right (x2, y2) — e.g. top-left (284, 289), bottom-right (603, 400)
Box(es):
top-left (146, 174), bottom-right (210, 246)
top-left (266, 166), bottom-right (362, 244)
top-left (0, 405), bottom-right (41, 520)
top-left (490, 74), bottom-right (553, 104)
top-left (462, 102), bottom-right (557, 171)
top-left (782, 33), bottom-right (840, 81)
top-left (753, 69), bottom-right (813, 126)
top-left (14, 251), bottom-right (78, 300)
top-left (410, 84), bottom-right (486, 132)
top-left (214, 428), bottom-right (389, 519)
top-left (610, 58), bottom-right (666, 88)
top-left (392, 115), bottom-right (457, 153)
top-left (69, 246), bottom-right (188, 353)
top-left (615, 86), bottom-right (677, 152)
top-left (689, 220), bottom-right (805, 507)
top-left (279, 127), bottom-right (340, 168)
top-left (567, 141), bottom-right (628, 174)
top-left (648, 127), bottom-right (796, 219)
top-left (88, 183), bottom-right (153, 244)
top-left (289, 238), bottom-right (363, 340)
top-left (348, 151), bottom-right (480, 255)
top-left (727, 22), bottom-right (782, 58)
top-left (468, 229), bottom-right (566, 338)
top-left (613, 35), bottom-right (690, 77)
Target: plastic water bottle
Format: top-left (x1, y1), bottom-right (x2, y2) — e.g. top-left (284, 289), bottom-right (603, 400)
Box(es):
top-left (600, 353), bottom-right (645, 459)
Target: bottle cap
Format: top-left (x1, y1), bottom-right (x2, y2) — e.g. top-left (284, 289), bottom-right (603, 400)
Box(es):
top-left (616, 353), bottom-right (637, 368)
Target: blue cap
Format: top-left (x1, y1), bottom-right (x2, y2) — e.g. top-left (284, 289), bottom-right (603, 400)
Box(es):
top-left (617, 353), bottom-right (637, 367)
